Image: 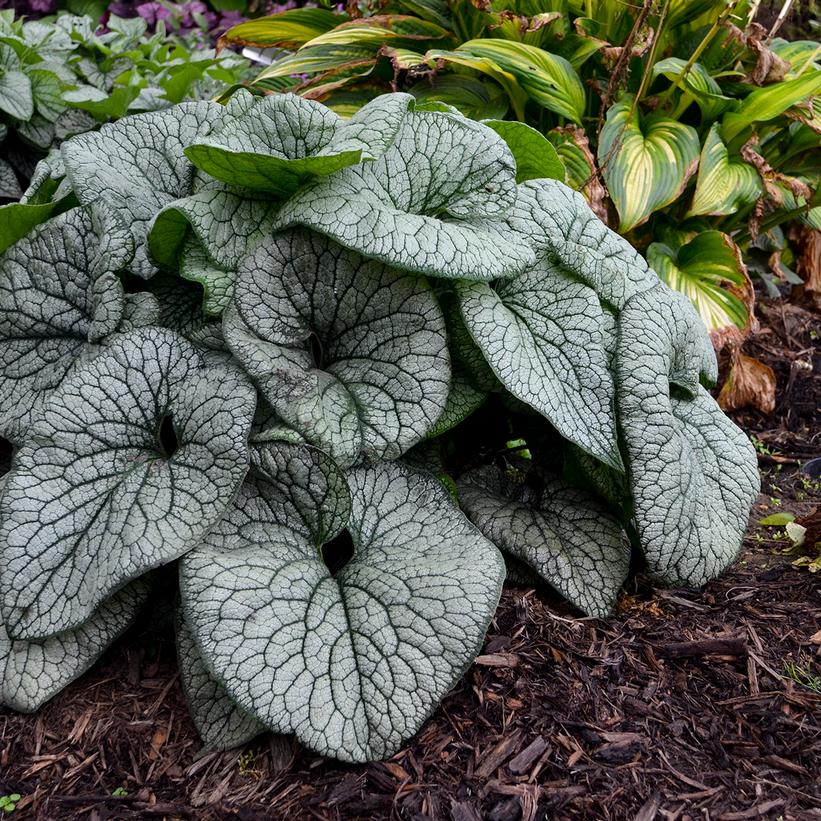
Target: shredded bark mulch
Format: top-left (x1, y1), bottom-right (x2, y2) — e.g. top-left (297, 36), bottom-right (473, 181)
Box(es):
top-left (2, 298), bottom-right (819, 821)
top-left (2, 465), bottom-right (819, 820)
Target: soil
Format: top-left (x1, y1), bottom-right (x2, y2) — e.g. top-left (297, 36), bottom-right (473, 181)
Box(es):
top-left (1, 299), bottom-right (819, 821)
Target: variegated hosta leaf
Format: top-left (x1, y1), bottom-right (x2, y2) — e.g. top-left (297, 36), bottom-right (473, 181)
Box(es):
top-left (181, 452), bottom-right (504, 762)
top-left (275, 107), bottom-right (535, 281)
top-left (458, 466), bottom-right (630, 617)
top-left (652, 58), bottom-right (733, 121)
top-left (176, 612), bottom-right (265, 750)
top-left (456, 261), bottom-right (622, 470)
top-left (223, 229), bottom-right (450, 468)
top-left (502, 179), bottom-right (659, 310)
top-left (687, 124), bottom-right (761, 218)
top-left (0, 328), bottom-right (256, 639)
top-left (616, 285), bottom-right (759, 586)
top-left (598, 97), bottom-right (700, 232)
top-left (185, 92), bottom-right (414, 194)
top-left (61, 101), bottom-right (223, 278)
top-left (0, 208), bottom-right (158, 444)
top-left (148, 187), bottom-right (279, 314)
top-left (1, 582), bottom-right (148, 712)
top-left (647, 230), bottom-right (754, 334)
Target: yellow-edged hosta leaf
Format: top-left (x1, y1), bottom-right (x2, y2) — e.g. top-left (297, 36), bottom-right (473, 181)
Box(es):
top-left (688, 124), bottom-right (761, 217)
top-left (452, 39), bottom-right (585, 124)
top-left (425, 49), bottom-right (527, 119)
top-left (410, 76), bottom-right (509, 120)
top-left (770, 39), bottom-right (821, 75)
top-left (599, 96), bottom-right (700, 232)
top-left (254, 45), bottom-right (376, 83)
top-left (652, 57), bottom-right (733, 121)
top-left (220, 8), bottom-right (346, 48)
top-left (647, 231), bottom-right (753, 334)
top-left (380, 46), bottom-right (428, 70)
top-left (307, 16), bottom-right (451, 47)
top-left (722, 70), bottom-right (821, 142)
top-left (482, 120), bottom-right (564, 182)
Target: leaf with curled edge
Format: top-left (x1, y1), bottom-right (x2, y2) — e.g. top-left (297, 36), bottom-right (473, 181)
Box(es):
top-left (0, 581), bottom-right (148, 712)
top-left (0, 327), bottom-right (256, 639)
top-left (223, 228), bottom-right (450, 468)
top-left (184, 92), bottom-right (414, 194)
top-left (61, 101), bottom-right (223, 278)
top-left (0, 208), bottom-right (158, 444)
top-left (275, 107), bottom-right (535, 281)
top-left (456, 255), bottom-right (622, 471)
top-left (180, 451), bottom-right (504, 762)
top-left (502, 179), bottom-right (659, 311)
top-left (458, 466), bottom-right (630, 617)
top-left (176, 611), bottom-right (265, 750)
top-left (616, 284), bottom-right (759, 586)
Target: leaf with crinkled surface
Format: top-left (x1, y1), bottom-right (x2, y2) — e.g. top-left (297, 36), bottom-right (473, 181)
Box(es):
top-left (503, 179), bottom-right (659, 310)
top-left (181, 454), bottom-right (504, 762)
top-left (176, 612), bottom-right (265, 750)
top-left (459, 466), bottom-right (630, 617)
top-left (0, 327), bottom-right (255, 639)
top-left (0, 158), bottom-right (21, 199)
top-left (275, 108), bottom-right (534, 281)
top-left (61, 102), bottom-right (222, 278)
top-left (223, 228), bottom-right (450, 467)
top-left (0, 208), bottom-right (154, 444)
top-left (148, 187), bottom-right (279, 314)
top-left (148, 276), bottom-right (225, 351)
top-left (616, 285), bottom-right (759, 586)
top-left (425, 369), bottom-right (486, 439)
top-left (1, 581), bottom-right (148, 712)
top-left (185, 93), bottom-right (413, 193)
top-left (456, 259), bottom-right (621, 470)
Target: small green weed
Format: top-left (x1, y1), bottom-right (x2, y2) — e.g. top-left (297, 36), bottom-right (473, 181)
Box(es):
top-left (0, 795), bottom-right (21, 814)
top-left (783, 655), bottom-right (821, 694)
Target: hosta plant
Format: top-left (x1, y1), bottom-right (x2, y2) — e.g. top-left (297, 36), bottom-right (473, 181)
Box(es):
top-left (222, 0), bottom-right (821, 342)
top-left (0, 92), bottom-right (759, 763)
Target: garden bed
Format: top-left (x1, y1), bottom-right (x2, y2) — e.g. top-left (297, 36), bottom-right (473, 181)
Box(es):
top-left (1, 300), bottom-right (819, 821)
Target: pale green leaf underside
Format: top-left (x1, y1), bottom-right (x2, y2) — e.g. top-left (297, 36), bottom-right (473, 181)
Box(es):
top-left (616, 285), bottom-right (759, 586)
top-left (457, 262), bottom-right (622, 471)
top-left (61, 102), bottom-right (223, 278)
top-left (179, 235), bottom-right (236, 317)
top-left (482, 119), bottom-right (565, 183)
top-left (458, 466), bottom-right (630, 617)
top-left (224, 229), bottom-right (450, 468)
top-left (1, 581), bottom-right (147, 712)
top-left (0, 208), bottom-right (152, 444)
top-left (185, 92), bottom-right (413, 194)
top-left (0, 328), bottom-right (255, 639)
top-left (502, 179), bottom-right (659, 310)
top-left (275, 108), bottom-right (535, 281)
top-left (599, 97), bottom-right (700, 232)
top-left (181, 457), bottom-right (504, 763)
top-left (176, 612), bottom-right (265, 750)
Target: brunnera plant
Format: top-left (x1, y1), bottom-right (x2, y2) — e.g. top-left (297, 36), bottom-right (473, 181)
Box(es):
top-left (0, 92), bottom-right (760, 763)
